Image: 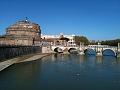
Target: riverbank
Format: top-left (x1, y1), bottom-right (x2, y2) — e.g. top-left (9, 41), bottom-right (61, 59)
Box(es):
top-left (0, 53), bottom-right (51, 71)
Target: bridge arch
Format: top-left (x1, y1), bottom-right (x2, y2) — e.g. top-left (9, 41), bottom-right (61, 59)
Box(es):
top-left (84, 48), bottom-right (96, 55)
top-left (68, 48), bottom-right (78, 54)
top-left (102, 49), bottom-right (116, 56)
top-left (54, 47), bottom-right (63, 53)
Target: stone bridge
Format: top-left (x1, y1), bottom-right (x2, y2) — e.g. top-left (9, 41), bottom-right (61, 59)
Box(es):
top-left (81, 45), bottom-right (119, 56)
top-left (52, 45), bottom-right (79, 53)
top-left (51, 44), bottom-right (120, 57)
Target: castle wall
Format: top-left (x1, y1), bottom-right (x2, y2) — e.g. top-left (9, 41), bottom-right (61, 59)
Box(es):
top-left (1, 19), bottom-right (41, 46)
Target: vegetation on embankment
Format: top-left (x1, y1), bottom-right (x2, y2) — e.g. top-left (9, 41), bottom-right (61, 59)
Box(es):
top-left (74, 35), bottom-right (120, 46)
top-left (90, 39), bottom-right (120, 46)
top-left (74, 36), bottom-right (89, 45)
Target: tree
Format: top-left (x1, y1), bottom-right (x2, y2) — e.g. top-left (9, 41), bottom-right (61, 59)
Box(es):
top-left (74, 36), bottom-right (89, 45)
top-left (100, 39), bottom-right (120, 46)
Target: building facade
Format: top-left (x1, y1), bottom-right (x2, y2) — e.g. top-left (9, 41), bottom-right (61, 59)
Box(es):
top-left (41, 33), bottom-right (77, 47)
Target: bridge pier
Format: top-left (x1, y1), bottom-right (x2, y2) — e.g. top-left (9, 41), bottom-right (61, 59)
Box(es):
top-left (116, 43), bottom-right (120, 58)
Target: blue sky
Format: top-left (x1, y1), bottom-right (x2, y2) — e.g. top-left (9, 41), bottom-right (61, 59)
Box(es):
top-left (0, 0), bottom-right (120, 40)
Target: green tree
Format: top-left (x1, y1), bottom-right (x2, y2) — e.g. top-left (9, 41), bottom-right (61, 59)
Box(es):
top-left (74, 36), bottom-right (89, 45)
top-left (101, 39), bottom-right (120, 46)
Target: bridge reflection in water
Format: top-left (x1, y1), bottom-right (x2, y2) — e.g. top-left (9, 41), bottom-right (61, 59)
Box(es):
top-left (0, 54), bottom-right (120, 90)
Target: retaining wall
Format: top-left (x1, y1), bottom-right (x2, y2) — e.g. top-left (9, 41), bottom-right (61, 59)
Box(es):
top-left (0, 46), bottom-right (42, 61)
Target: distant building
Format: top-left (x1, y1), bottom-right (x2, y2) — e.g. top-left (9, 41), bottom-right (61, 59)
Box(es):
top-left (41, 33), bottom-right (77, 46)
top-left (0, 19), bottom-right (41, 46)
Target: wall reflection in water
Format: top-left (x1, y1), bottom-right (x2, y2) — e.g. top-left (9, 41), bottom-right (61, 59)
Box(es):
top-left (0, 60), bottom-right (43, 90)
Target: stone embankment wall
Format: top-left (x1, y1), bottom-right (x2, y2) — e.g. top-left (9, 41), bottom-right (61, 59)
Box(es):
top-left (0, 46), bottom-right (47, 71)
top-left (0, 46), bottom-right (42, 62)
top-left (0, 53), bottom-right (51, 71)
top-left (0, 57), bottom-right (20, 71)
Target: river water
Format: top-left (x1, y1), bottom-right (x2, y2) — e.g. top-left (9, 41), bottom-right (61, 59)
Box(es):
top-left (0, 54), bottom-right (120, 90)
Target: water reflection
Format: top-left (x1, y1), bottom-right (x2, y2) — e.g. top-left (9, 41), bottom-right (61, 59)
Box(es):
top-left (79, 55), bottom-right (85, 63)
top-left (44, 54), bottom-right (119, 69)
top-left (1, 54), bottom-right (120, 90)
top-left (0, 61), bottom-right (43, 90)
top-left (96, 56), bottom-right (103, 64)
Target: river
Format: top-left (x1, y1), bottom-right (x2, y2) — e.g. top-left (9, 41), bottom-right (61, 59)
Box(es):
top-left (0, 54), bottom-right (120, 90)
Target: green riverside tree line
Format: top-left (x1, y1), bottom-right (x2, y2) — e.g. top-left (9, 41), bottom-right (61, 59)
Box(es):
top-left (74, 36), bottom-right (120, 46)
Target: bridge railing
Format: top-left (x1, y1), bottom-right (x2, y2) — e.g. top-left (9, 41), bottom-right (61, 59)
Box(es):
top-left (87, 45), bottom-right (117, 48)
